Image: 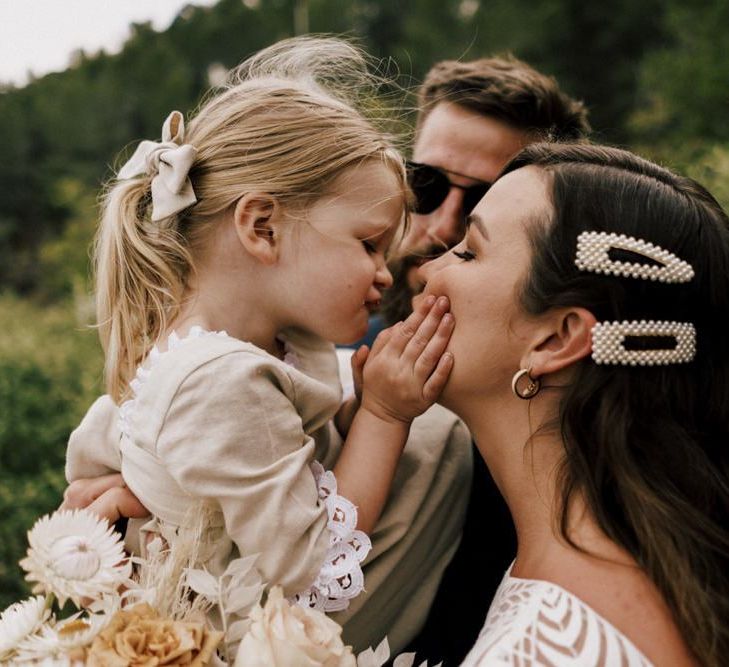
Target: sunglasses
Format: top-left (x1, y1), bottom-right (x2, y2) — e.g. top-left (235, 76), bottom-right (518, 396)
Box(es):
top-left (406, 161), bottom-right (492, 216)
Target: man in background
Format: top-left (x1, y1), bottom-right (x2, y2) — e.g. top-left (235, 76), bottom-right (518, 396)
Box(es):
top-left (397, 55), bottom-right (591, 664)
top-left (383, 55), bottom-right (590, 326)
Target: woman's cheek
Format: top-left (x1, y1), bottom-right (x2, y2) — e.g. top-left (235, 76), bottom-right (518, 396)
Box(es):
top-left (411, 290), bottom-right (427, 312)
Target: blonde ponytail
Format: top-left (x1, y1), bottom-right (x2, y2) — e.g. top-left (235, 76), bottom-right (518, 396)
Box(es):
top-left (95, 179), bottom-right (192, 402)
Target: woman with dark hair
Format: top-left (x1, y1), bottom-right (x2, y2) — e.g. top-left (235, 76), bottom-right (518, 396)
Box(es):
top-left (418, 143), bottom-right (729, 666)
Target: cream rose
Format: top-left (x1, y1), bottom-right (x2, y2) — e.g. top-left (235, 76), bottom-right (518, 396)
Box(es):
top-left (86, 603), bottom-right (222, 666)
top-left (235, 587), bottom-right (356, 667)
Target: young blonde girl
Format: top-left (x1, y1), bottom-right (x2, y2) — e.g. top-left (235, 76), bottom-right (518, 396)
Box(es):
top-left (64, 37), bottom-right (470, 654)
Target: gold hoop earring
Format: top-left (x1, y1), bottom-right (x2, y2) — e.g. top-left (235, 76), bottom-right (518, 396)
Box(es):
top-left (511, 368), bottom-right (541, 399)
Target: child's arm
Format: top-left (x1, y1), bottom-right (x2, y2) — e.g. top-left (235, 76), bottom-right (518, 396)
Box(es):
top-left (62, 395), bottom-right (151, 523)
top-left (334, 294), bottom-right (454, 533)
top-left (65, 395), bottom-right (123, 481)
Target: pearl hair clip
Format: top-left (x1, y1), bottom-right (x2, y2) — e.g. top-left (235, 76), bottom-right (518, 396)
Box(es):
top-left (591, 320), bottom-right (696, 366)
top-left (575, 231), bottom-right (695, 283)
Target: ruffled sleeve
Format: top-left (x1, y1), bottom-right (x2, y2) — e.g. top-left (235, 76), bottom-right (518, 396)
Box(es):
top-left (289, 462), bottom-right (371, 612)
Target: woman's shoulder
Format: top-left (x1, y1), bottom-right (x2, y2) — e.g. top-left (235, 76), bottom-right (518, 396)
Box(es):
top-left (462, 568), bottom-right (655, 666)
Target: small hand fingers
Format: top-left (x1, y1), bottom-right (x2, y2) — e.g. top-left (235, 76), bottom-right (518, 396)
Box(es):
top-left (401, 296), bottom-right (450, 364)
top-left (61, 473), bottom-right (126, 510)
top-left (84, 490), bottom-right (123, 524)
top-left (388, 295), bottom-right (437, 356)
top-left (422, 352), bottom-right (454, 403)
top-left (85, 487), bottom-right (149, 524)
top-left (351, 345), bottom-right (369, 374)
top-left (369, 326), bottom-right (395, 356)
top-left (413, 311), bottom-right (455, 379)
top-left (351, 345), bottom-right (368, 400)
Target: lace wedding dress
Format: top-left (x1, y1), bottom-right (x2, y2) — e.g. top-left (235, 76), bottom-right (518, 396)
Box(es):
top-left (461, 566), bottom-right (653, 666)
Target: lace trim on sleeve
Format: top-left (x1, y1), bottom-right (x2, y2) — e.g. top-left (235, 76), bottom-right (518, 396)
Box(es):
top-left (289, 461), bottom-right (372, 613)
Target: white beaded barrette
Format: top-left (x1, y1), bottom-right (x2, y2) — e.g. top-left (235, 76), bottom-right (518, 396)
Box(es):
top-left (575, 231), bottom-right (695, 283)
top-left (591, 320), bottom-right (696, 366)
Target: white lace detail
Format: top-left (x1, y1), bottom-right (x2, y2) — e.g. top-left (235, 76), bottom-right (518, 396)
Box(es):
top-left (118, 326), bottom-right (230, 440)
top-left (289, 461), bottom-right (371, 613)
top-left (463, 570), bottom-right (654, 666)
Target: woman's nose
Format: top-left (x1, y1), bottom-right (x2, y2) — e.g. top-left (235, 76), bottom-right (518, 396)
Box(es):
top-left (417, 250), bottom-right (452, 285)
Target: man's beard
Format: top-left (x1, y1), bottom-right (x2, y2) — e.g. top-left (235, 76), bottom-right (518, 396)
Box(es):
top-left (380, 244), bottom-right (449, 326)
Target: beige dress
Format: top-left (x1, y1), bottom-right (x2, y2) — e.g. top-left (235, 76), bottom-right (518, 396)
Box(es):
top-left (66, 327), bottom-right (472, 653)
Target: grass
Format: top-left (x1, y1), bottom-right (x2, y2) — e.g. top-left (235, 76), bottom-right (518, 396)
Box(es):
top-left (0, 294), bottom-right (105, 607)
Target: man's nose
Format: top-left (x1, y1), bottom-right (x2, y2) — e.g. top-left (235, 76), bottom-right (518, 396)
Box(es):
top-left (426, 189), bottom-right (465, 248)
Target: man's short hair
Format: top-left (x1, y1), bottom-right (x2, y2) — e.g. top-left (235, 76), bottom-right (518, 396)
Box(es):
top-left (417, 55), bottom-right (590, 140)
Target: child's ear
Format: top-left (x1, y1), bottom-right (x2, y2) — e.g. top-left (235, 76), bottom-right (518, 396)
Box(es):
top-left (233, 193), bottom-right (281, 265)
top-left (522, 307), bottom-right (596, 378)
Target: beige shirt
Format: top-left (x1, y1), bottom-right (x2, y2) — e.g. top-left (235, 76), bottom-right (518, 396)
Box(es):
top-left (67, 330), bottom-right (473, 653)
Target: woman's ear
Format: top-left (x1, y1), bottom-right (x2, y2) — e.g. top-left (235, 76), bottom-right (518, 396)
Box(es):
top-left (523, 308), bottom-right (597, 377)
top-left (233, 193), bottom-right (281, 265)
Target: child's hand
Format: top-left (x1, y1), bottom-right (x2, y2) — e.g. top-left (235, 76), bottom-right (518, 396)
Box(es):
top-left (61, 474), bottom-right (149, 524)
top-left (360, 295), bottom-right (454, 424)
top-left (350, 344), bottom-right (368, 402)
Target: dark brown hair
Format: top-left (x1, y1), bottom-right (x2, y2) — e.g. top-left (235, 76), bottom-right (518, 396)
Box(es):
top-left (417, 55), bottom-right (590, 141)
top-left (501, 143), bottom-right (729, 666)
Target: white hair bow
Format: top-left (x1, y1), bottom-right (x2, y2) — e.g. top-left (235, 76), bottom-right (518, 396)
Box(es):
top-left (117, 110), bottom-right (197, 221)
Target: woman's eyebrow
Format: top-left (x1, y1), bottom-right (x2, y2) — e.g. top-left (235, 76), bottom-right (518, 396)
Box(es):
top-left (466, 213), bottom-right (490, 241)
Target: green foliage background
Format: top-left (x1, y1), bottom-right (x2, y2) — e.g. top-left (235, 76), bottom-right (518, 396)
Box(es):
top-left (1, 0), bottom-right (727, 608)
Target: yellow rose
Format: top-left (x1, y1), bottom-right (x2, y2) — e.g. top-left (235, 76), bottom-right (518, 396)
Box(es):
top-left (235, 587), bottom-right (356, 667)
top-left (86, 603), bottom-right (223, 667)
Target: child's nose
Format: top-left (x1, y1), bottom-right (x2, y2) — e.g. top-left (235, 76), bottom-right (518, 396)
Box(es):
top-left (375, 260), bottom-right (393, 289)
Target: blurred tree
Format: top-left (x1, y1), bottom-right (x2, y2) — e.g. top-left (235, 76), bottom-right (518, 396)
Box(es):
top-left (0, 89), bottom-right (68, 292)
top-left (513, 0), bottom-right (669, 142)
top-left (0, 0), bottom-right (289, 293)
top-left (630, 0), bottom-right (729, 143)
top-left (37, 179), bottom-right (97, 302)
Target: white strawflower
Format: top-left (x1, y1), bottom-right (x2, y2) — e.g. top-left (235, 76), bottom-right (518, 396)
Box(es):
top-left (15, 613), bottom-right (108, 663)
top-left (0, 595), bottom-right (50, 660)
top-left (20, 509), bottom-right (131, 607)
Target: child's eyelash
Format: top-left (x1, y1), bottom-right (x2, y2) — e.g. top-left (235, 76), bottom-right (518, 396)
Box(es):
top-left (453, 249), bottom-right (476, 261)
top-left (362, 240), bottom-right (377, 253)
